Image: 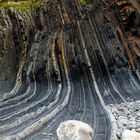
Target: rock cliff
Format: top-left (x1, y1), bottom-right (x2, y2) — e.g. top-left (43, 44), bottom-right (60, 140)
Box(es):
top-left (0, 0), bottom-right (140, 140)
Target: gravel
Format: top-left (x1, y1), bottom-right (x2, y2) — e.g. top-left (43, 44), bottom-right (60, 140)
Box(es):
top-left (108, 100), bottom-right (140, 139)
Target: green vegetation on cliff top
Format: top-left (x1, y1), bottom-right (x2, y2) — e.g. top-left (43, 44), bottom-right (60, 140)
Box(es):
top-left (80, 0), bottom-right (87, 4)
top-left (0, 0), bottom-right (87, 13)
top-left (0, 0), bottom-right (48, 13)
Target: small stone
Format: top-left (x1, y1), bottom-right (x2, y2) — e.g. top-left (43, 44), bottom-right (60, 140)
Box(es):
top-left (116, 129), bottom-right (123, 139)
top-left (119, 118), bottom-right (128, 126)
top-left (137, 112), bottom-right (140, 117)
top-left (118, 106), bottom-right (125, 112)
top-left (126, 121), bottom-right (136, 130)
top-left (136, 128), bottom-right (140, 133)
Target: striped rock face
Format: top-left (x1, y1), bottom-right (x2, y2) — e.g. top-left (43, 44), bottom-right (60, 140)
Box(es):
top-left (122, 130), bottom-right (140, 140)
top-left (57, 120), bottom-right (94, 140)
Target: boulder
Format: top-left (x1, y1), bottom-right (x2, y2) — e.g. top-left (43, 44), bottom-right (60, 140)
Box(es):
top-left (122, 130), bottom-right (140, 140)
top-left (57, 120), bottom-right (94, 140)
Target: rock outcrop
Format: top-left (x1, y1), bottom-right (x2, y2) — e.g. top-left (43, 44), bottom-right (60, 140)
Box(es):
top-left (0, 6), bottom-right (46, 94)
top-left (0, 0), bottom-right (140, 140)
